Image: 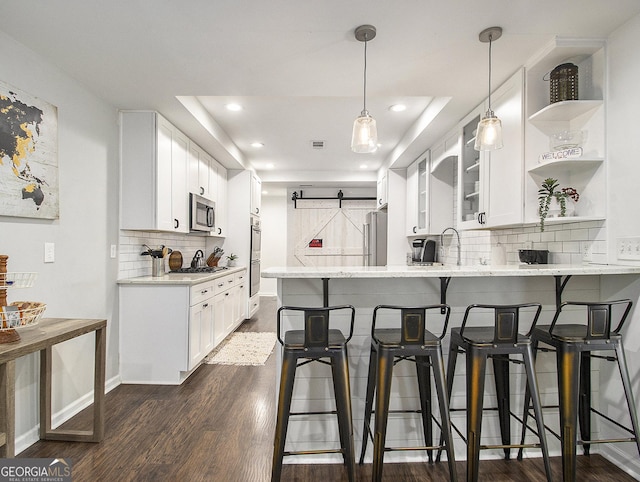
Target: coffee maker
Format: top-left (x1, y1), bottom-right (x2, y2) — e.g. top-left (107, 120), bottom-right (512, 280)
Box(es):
top-left (411, 239), bottom-right (436, 264)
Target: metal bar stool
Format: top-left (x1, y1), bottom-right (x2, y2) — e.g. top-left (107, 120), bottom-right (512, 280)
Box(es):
top-left (271, 305), bottom-right (356, 482)
top-left (440, 303), bottom-right (552, 482)
top-left (518, 299), bottom-right (640, 482)
top-left (359, 304), bottom-right (457, 482)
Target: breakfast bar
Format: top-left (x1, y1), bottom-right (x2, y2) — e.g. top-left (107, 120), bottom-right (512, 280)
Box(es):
top-left (262, 264), bottom-right (640, 468)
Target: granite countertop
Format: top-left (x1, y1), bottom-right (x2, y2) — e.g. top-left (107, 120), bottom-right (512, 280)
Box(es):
top-left (118, 266), bottom-right (247, 286)
top-left (261, 264), bottom-right (640, 279)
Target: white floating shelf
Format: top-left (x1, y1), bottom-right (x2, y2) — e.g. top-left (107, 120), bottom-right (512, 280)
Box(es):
top-left (529, 100), bottom-right (602, 123)
top-left (528, 158), bottom-right (603, 175)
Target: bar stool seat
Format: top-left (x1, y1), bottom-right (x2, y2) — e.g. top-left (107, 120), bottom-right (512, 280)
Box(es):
top-left (359, 304), bottom-right (457, 482)
top-left (271, 304), bottom-right (356, 482)
top-left (441, 303), bottom-right (552, 482)
top-left (519, 300), bottom-right (640, 482)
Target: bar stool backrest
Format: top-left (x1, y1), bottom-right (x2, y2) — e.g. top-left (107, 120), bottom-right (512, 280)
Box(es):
top-left (277, 305), bottom-right (356, 349)
top-left (460, 303), bottom-right (542, 344)
top-left (372, 304), bottom-right (451, 344)
top-left (549, 300), bottom-right (633, 340)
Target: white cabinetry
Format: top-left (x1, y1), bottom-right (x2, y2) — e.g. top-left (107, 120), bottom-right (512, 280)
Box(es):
top-left (214, 164), bottom-right (228, 236)
top-left (377, 171), bottom-right (388, 209)
top-left (119, 268), bottom-right (247, 385)
top-left (250, 173), bottom-right (262, 216)
top-left (523, 39), bottom-right (606, 227)
top-left (188, 141), bottom-right (217, 200)
top-left (406, 130), bottom-right (456, 235)
top-left (458, 68), bottom-right (525, 229)
top-left (120, 111), bottom-right (189, 233)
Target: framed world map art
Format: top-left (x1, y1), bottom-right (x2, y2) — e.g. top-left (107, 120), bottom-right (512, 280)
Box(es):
top-left (0, 80), bottom-right (58, 219)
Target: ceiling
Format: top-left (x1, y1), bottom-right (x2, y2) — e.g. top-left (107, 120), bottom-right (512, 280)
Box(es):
top-left (2, 0), bottom-right (639, 188)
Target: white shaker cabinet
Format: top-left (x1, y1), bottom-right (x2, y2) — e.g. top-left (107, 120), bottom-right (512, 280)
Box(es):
top-left (119, 268), bottom-right (247, 385)
top-left (188, 140), bottom-right (217, 201)
top-left (406, 131), bottom-right (456, 236)
top-left (213, 162), bottom-right (227, 237)
top-left (120, 111), bottom-right (189, 233)
top-left (458, 68), bottom-right (524, 229)
top-left (377, 171), bottom-right (388, 209)
top-left (250, 173), bottom-right (262, 216)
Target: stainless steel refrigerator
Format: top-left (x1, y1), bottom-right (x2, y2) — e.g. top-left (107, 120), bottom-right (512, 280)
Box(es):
top-left (363, 210), bottom-right (387, 266)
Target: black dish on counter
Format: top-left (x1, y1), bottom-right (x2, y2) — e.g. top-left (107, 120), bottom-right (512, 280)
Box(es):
top-left (518, 249), bottom-right (549, 264)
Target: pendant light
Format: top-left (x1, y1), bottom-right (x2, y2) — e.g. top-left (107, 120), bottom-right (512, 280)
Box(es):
top-left (351, 25), bottom-right (378, 153)
top-left (474, 26), bottom-right (503, 151)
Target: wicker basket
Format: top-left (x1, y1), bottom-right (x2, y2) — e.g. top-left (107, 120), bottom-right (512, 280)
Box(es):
top-left (0, 301), bottom-right (47, 330)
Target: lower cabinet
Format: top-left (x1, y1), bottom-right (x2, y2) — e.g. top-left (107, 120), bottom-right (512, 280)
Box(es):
top-left (119, 268), bottom-right (247, 385)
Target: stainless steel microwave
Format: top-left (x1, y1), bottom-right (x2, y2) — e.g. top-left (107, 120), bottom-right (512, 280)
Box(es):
top-left (190, 193), bottom-right (215, 232)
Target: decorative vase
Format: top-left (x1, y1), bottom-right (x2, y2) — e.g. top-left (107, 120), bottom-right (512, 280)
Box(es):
top-left (548, 197), bottom-right (575, 218)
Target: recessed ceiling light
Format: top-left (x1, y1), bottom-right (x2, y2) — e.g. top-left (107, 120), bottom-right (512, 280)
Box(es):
top-left (389, 104), bottom-right (407, 112)
top-left (225, 103), bottom-right (243, 111)
top-left (251, 142), bottom-right (264, 148)
top-left (266, 163), bottom-right (274, 169)
top-left (262, 190), bottom-right (269, 195)
top-left (360, 164), bottom-right (368, 169)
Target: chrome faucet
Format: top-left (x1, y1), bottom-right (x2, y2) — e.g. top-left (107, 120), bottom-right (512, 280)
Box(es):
top-left (441, 227), bottom-right (461, 266)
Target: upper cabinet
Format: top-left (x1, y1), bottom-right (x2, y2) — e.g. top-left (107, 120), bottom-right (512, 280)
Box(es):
top-left (213, 165), bottom-right (228, 236)
top-left (458, 68), bottom-right (525, 229)
top-left (250, 173), bottom-right (262, 216)
top-left (523, 39), bottom-right (606, 226)
top-left (406, 128), bottom-right (457, 235)
top-left (377, 171), bottom-right (388, 209)
top-left (120, 111), bottom-right (189, 233)
top-left (188, 141), bottom-right (217, 201)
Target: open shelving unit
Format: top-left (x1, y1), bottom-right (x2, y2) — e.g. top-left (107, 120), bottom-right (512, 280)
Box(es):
top-left (523, 38), bottom-right (607, 226)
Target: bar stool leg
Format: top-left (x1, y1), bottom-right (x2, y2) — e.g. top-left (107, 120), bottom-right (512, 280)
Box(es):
top-left (372, 347), bottom-right (394, 482)
top-left (466, 346), bottom-right (488, 482)
top-left (579, 352), bottom-right (592, 455)
top-left (359, 345), bottom-right (378, 464)
top-left (432, 347), bottom-right (458, 482)
top-left (492, 354), bottom-right (512, 459)
top-left (437, 337), bottom-right (460, 463)
top-left (332, 347), bottom-right (356, 482)
top-left (522, 344), bottom-right (552, 482)
top-left (557, 346), bottom-right (580, 482)
top-left (615, 342), bottom-right (640, 457)
top-left (416, 356), bottom-right (434, 463)
top-left (272, 351), bottom-right (298, 482)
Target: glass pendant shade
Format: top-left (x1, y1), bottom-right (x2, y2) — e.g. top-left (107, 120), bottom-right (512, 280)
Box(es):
top-left (351, 112), bottom-right (378, 153)
top-left (474, 111), bottom-right (503, 150)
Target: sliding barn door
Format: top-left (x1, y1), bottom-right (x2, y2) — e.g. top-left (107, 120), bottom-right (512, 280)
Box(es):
top-left (289, 199), bottom-right (376, 267)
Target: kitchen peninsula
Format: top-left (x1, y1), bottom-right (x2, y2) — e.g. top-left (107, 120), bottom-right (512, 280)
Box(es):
top-left (262, 264), bottom-right (640, 464)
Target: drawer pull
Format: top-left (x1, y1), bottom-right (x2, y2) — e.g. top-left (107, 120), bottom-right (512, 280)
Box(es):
top-left (201, 289), bottom-right (209, 294)
top-left (217, 283), bottom-right (225, 287)
top-left (202, 303), bottom-right (208, 308)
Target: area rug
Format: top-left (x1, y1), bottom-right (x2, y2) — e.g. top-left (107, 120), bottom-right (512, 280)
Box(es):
top-left (205, 332), bottom-right (277, 366)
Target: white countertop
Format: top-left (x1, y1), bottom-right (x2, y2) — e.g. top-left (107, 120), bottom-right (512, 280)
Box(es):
top-left (118, 266), bottom-right (247, 286)
top-left (261, 264), bottom-right (640, 279)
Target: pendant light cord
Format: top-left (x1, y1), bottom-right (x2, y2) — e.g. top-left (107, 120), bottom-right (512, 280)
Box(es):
top-left (487, 34), bottom-right (493, 112)
top-left (362, 36), bottom-right (368, 114)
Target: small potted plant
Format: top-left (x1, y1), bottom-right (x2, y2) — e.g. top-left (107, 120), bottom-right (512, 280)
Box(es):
top-left (226, 253), bottom-right (238, 267)
top-left (538, 178), bottom-right (580, 231)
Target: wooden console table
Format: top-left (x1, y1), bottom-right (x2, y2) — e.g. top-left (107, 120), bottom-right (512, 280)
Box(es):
top-left (0, 317), bottom-right (106, 457)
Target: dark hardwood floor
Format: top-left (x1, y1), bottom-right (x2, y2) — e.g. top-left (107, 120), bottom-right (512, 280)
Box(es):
top-left (20, 296), bottom-right (637, 481)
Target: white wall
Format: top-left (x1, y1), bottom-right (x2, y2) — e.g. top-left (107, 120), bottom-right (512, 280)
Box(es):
top-left (260, 191), bottom-right (288, 296)
top-left (599, 12), bottom-right (640, 478)
top-left (0, 30), bottom-right (120, 451)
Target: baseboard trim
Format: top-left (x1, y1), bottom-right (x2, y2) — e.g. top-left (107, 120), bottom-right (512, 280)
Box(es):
top-left (599, 444), bottom-right (640, 480)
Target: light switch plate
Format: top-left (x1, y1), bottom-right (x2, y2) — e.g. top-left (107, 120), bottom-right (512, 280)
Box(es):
top-left (44, 242), bottom-right (55, 263)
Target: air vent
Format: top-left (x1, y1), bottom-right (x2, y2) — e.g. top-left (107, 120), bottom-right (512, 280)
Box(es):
top-left (310, 140), bottom-right (325, 149)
